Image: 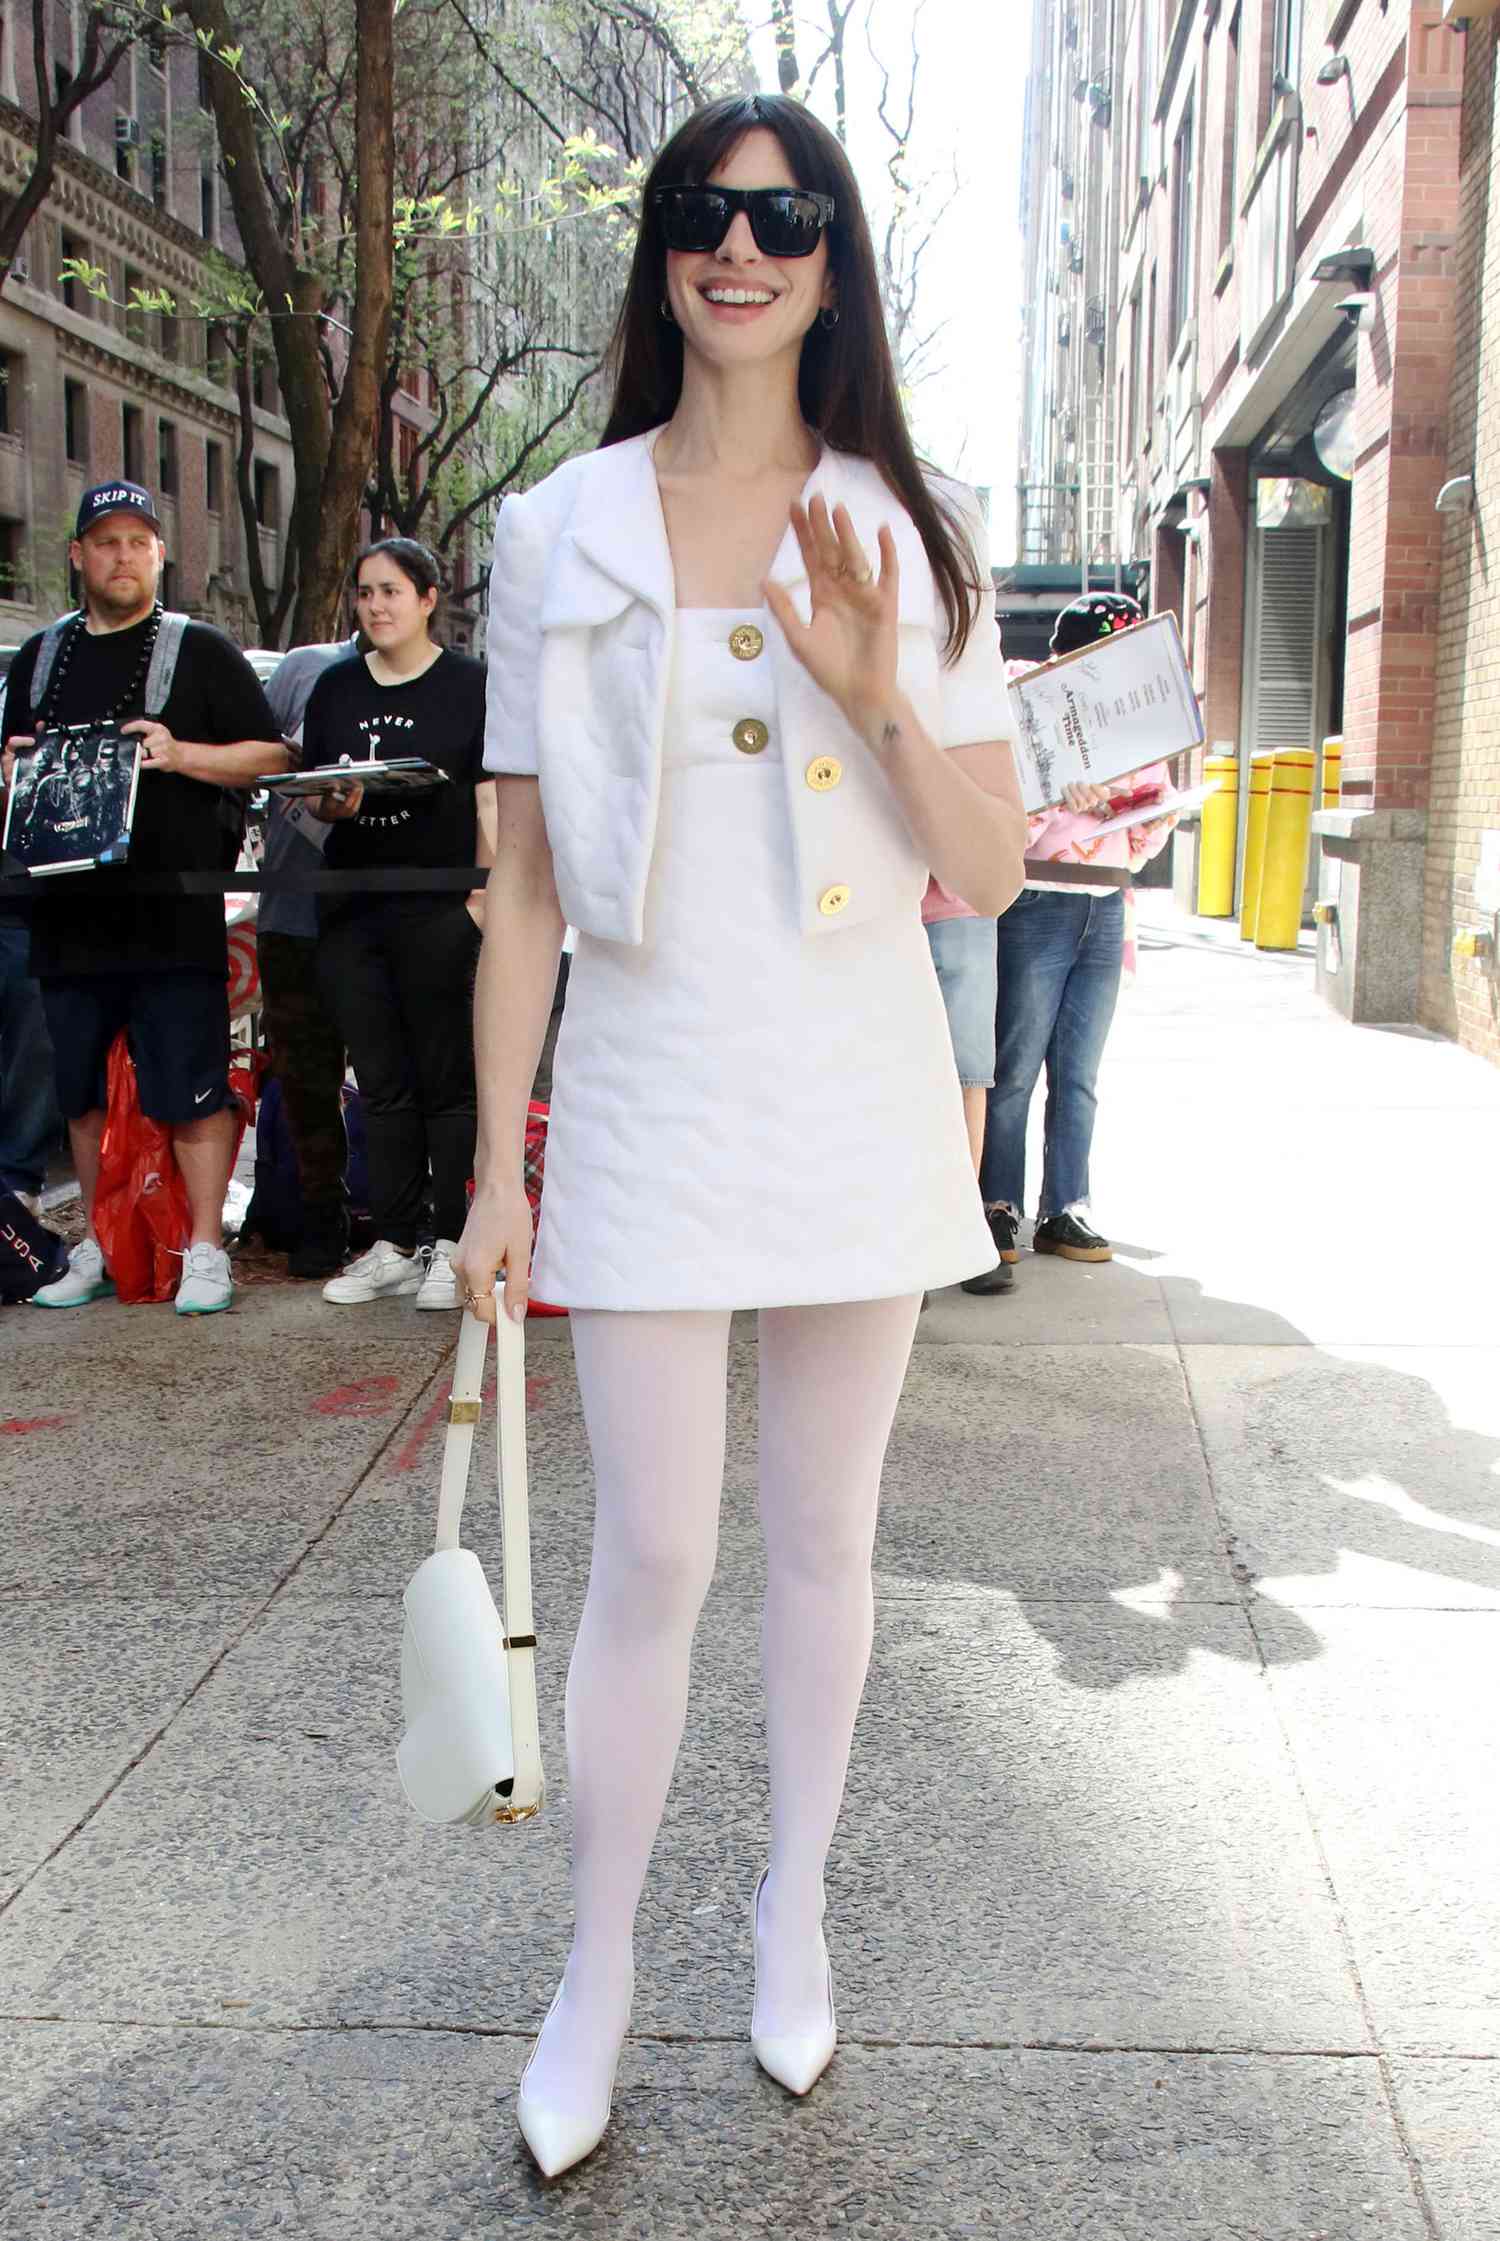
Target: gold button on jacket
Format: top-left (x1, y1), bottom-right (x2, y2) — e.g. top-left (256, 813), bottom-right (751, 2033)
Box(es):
top-left (805, 755), bottom-right (843, 792)
top-left (728, 623), bottom-right (765, 662)
top-left (733, 717), bottom-right (770, 756)
top-left (818, 884), bottom-right (852, 917)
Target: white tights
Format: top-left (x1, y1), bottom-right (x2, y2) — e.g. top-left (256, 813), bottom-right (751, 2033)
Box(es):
top-left (524, 1295), bottom-right (922, 2113)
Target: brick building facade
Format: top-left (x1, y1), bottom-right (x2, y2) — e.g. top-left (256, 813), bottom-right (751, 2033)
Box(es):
top-left (1019, 0), bottom-right (1475, 1035)
top-left (0, 19), bottom-right (299, 648)
top-left (1424, 12), bottom-right (1500, 1062)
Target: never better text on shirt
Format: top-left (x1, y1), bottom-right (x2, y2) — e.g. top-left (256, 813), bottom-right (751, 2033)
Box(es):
top-left (1, 616), bottom-right (280, 978)
top-left (299, 649), bottom-right (486, 922)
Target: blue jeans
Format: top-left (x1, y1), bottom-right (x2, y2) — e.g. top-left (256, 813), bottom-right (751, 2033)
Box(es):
top-left (925, 914), bottom-right (999, 1086)
top-left (0, 921), bottom-right (60, 1196)
top-left (979, 888), bottom-right (1124, 1218)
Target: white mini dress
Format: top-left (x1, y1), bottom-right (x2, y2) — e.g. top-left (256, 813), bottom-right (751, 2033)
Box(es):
top-left (530, 608), bottom-right (998, 1312)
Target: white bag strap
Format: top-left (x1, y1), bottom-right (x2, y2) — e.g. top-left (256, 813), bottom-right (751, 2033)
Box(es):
top-left (435, 1302), bottom-right (543, 1814)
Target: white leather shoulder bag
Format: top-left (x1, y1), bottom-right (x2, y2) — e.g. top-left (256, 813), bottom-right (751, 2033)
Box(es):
top-left (397, 1305), bottom-right (544, 1827)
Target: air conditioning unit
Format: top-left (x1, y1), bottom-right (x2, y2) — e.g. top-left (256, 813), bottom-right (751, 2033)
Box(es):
top-left (115, 116), bottom-right (141, 147)
top-left (10, 256), bottom-right (29, 283)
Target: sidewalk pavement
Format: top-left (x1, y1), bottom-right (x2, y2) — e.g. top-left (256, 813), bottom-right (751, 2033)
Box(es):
top-left (2, 890), bottom-right (1497, 2240)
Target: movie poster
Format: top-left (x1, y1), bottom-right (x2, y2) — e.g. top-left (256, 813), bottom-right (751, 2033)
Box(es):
top-left (2, 726), bottom-right (144, 875)
top-left (1007, 613), bottom-right (1205, 812)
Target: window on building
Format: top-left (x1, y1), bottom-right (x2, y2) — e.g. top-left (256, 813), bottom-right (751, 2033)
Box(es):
top-left (253, 355), bottom-right (277, 413)
top-left (122, 401), bottom-right (145, 482)
top-left (1169, 94), bottom-right (1195, 345)
top-left (123, 264), bottom-right (147, 349)
top-left (0, 519), bottom-right (28, 605)
top-left (253, 458), bottom-right (280, 533)
top-left (115, 118), bottom-right (135, 184)
top-left (150, 133), bottom-right (168, 209)
top-left (0, 349), bottom-right (19, 438)
top-left (64, 378), bottom-right (88, 464)
top-left (147, 23), bottom-right (167, 72)
top-left (1221, 8), bottom-right (1242, 254)
top-left (205, 439), bottom-right (224, 513)
top-left (158, 418), bottom-right (179, 497)
top-left (200, 160), bottom-right (217, 242)
top-left (199, 51), bottom-right (215, 110)
top-left (59, 229), bottom-right (85, 313)
top-left (159, 306), bottom-right (179, 361)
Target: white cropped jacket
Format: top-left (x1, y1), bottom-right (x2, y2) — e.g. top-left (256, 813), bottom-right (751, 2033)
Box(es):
top-left (482, 429), bottom-right (1012, 945)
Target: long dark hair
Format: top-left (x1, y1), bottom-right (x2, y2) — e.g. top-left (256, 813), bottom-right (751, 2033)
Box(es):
top-left (600, 93), bottom-right (980, 663)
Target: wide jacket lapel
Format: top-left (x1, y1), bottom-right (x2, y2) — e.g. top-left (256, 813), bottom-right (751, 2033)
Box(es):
top-left (766, 447), bottom-right (936, 628)
top-left (539, 431), bottom-right (675, 629)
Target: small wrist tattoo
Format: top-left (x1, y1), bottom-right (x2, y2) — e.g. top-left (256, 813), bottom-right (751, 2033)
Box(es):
top-left (879, 719), bottom-right (903, 752)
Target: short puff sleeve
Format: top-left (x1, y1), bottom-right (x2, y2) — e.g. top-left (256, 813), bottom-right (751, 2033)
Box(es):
top-left (932, 485), bottom-right (1014, 752)
top-left (483, 494), bottom-right (544, 776)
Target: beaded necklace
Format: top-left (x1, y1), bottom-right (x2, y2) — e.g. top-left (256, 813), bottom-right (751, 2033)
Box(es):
top-left (38, 602), bottom-right (164, 728)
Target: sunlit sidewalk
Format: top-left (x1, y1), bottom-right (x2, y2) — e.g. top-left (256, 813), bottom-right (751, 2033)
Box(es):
top-left (1, 890), bottom-right (1496, 2238)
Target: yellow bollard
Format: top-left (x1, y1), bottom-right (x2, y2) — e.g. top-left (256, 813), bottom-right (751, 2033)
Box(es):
top-left (1196, 753), bottom-right (1239, 916)
top-left (1321, 734), bottom-right (1342, 811)
top-left (1255, 747), bottom-right (1317, 951)
top-left (1238, 751), bottom-right (1276, 942)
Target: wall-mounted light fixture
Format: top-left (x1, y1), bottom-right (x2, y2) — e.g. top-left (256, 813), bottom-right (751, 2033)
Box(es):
top-left (1312, 246), bottom-right (1375, 286)
top-left (1435, 475), bottom-right (1476, 515)
top-left (1316, 54), bottom-right (1352, 84)
top-left (1182, 475), bottom-right (1212, 496)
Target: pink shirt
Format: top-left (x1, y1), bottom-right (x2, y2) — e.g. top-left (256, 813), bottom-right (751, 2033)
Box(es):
top-left (922, 759), bottom-right (1177, 920)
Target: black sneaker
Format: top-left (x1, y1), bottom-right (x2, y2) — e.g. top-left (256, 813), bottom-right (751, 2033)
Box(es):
top-left (961, 1205), bottom-right (1019, 1295)
top-left (1032, 1210), bottom-right (1112, 1263)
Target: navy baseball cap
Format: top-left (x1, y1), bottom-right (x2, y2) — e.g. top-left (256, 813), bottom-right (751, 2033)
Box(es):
top-left (74, 481), bottom-right (163, 540)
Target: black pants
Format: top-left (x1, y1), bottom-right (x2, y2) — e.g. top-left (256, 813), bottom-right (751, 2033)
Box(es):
top-left (257, 931), bottom-right (347, 1215)
top-left (317, 898), bottom-right (480, 1249)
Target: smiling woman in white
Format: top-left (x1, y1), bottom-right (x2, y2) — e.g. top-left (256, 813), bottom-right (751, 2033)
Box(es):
top-left (454, 92), bottom-right (1026, 2178)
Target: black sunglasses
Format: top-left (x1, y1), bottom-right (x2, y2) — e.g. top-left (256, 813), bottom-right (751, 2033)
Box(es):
top-left (651, 185), bottom-right (836, 259)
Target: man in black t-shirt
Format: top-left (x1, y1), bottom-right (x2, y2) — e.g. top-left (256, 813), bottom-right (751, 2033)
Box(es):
top-left (0, 480), bottom-right (291, 1315)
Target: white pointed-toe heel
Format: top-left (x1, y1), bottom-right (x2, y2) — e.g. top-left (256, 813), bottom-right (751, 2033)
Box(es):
top-left (750, 1870), bottom-right (837, 2097)
top-left (515, 1979), bottom-right (628, 2179)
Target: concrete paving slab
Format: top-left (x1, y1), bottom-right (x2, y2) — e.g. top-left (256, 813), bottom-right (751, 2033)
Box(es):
top-left (1257, 1608), bottom-right (1500, 2055)
top-left (918, 1255), bottom-right (1175, 1344)
top-left (0, 1594), bottom-right (1363, 2056)
top-left (284, 1338), bottom-right (1234, 1611)
top-left (1180, 1346), bottom-right (1500, 1609)
top-left (0, 2024), bottom-right (1427, 2241)
top-left (0, 1597), bottom-right (255, 1905)
top-left (1388, 2059), bottom-right (1500, 2241)
top-left (0, 1332), bottom-right (454, 1593)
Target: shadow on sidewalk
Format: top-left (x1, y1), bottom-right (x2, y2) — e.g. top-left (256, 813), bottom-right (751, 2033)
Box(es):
top-left (908, 1257), bottom-right (1500, 1692)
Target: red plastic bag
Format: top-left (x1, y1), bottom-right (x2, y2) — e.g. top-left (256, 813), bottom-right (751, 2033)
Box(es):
top-left (93, 1034), bottom-right (253, 1305)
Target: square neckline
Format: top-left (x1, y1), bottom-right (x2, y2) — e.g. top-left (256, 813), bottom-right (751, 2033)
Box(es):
top-left (646, 423), bottom-right (824, 615)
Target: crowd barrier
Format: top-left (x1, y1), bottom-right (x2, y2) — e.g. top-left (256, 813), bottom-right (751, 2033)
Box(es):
top-left (0, 867), bottom-right (488, 898)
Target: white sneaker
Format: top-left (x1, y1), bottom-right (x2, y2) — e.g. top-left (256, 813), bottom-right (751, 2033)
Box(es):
top-left (175, 1242), bottom-right (234, 1316)
top-left (415, 1239), bottom-right (461, 1310)
top-left (322, 1240), bottom-right (423, 1305)
top-left (30, 1236), bottom-right (114, 1310)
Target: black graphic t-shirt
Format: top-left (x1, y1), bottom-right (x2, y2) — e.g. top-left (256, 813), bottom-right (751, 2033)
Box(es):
top-left (2, 616), bottom-right (280, 978)
top-left (299, 649), bottom-right (486, 923)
